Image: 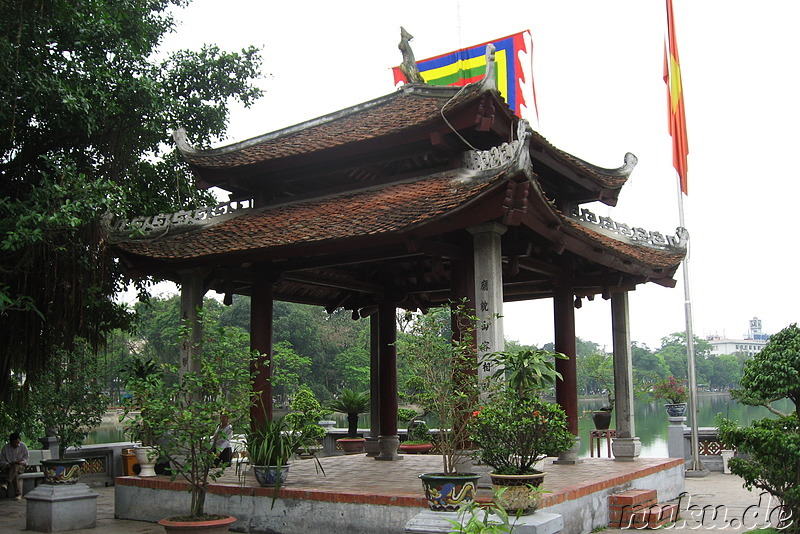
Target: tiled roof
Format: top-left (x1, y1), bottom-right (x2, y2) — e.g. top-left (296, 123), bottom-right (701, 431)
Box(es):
top-left (114, 167), bottom-right (506, 261)
top-left (178, 85), bottom-right (483, 169)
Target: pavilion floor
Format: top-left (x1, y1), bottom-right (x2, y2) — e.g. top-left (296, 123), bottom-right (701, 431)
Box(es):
top-left (115, 454), bottom-right (684, 533)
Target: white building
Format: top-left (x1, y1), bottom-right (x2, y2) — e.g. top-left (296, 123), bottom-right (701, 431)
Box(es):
top-left (706, 317), bottom-right (769, 357)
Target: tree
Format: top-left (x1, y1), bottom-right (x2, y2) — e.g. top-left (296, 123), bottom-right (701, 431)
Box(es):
top-left (719, 324), bottom-right (800, 532)
top-left (0, 0), bottom-right (262, 400)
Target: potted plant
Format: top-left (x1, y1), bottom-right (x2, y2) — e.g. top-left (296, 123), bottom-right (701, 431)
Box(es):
top-left (327, 388), bottom-right (369, 454)
top-left (583, 352), bottom-right (615, 430)
top-left (30, 339), bottom-right (107, 484)
top-left (399, 419), bottom-right (434, 454)
top-left (468, 347), bottom-right (574, 514)
top-left (245, 414), bottom-right (323, 490)
top-left (285, 386), bottom-right (327, 455)
top-left (402, 300), bottom-right (482, 511)
top-left (652, 375), bottom-right (689, 417)
top-left (124, 323), bottom-right (252, 532)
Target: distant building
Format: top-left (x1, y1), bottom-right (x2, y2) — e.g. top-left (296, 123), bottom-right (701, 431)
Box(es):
top-left (706, 317), bottom-right (769, 357)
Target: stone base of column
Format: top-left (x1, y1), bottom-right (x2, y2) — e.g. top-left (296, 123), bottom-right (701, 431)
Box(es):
top-left (374, 435), bottom-right (401, 461)
top-left (553, 436), bottom-right (582, 465)
top-left (364, 437), bottom-right (380, 457)
top-left (611, 437), bottom-right (641, 461)
top-left (667, 417), bottom-right (688, 459)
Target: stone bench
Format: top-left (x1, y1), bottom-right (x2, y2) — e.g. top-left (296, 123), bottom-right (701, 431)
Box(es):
top-left (20, 449), bottom-right (51, 495)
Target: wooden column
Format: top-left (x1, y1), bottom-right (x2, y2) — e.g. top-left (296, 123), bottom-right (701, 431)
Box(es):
top-left (554, 286), bottom-right (581, 463)
top-left (611, 292), bottom-right (642, 460)
top-left (554, 288), bottom-right (578, 435)
top-left (369, 315), bottom-right (381, 438)
top-left (375, 301), bottom-right (400, 460)
top-left (250, 282), bottom-right (273, 430)
top-left (179, 270), bottom-right (205, 377)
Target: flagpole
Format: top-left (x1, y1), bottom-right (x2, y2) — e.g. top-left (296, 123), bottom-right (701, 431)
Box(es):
top-left (676, 183), bottom-right (706, 476)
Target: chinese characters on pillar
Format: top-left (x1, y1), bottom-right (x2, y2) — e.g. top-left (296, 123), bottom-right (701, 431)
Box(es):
top-left (478, 278), bottom-right (495, 389)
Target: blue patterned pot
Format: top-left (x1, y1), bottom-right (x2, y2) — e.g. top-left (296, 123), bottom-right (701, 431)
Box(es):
top-left (419, 472), bottom-right (480, 511)
top-left (664, 403), bottom-right (688, 417)
top-left (41, 458), bottom-right (85, 484)
top-left (253, 465), bottom-right (289, 487)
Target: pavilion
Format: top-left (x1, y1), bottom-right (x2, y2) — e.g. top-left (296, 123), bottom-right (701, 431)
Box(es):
top-left (109, 45), bottom-right (686, 462)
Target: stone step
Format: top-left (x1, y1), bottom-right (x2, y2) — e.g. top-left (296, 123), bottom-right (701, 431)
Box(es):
top-left (609, 489), bottom-right (680, 529)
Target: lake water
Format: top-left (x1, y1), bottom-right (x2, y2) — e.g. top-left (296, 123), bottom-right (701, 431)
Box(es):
top-left (86, 394), bottom-right (792, 458)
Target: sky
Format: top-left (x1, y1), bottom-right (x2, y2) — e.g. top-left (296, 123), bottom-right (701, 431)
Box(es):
top-left (145, 0), bottom-right (800, 351)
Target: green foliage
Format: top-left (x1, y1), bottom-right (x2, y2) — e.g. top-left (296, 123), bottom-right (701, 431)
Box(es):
top-left (718, 324), bottom-right (800, 533)
top-left (398, 407), bottom-right (420, 423)
top-left (487, 348), bottom-right (566, 398)
top-left (30, 338), bottom-right (108, 458)
top-left (736, 323), bottom-right (800, 416)
top-left (445, 487), bottom-right (517, 534)
top-left (0, 0), bottom-right (262, 399)
top-left (400, 301), bottom-right (481, 475)
top-left (285, 386), bottom-right (327, 443)
top-left (652, 376), bottom-right (689, 404)
top-left (470, 393), bottom-right (574, 475)
top-left (407, 420), bottom-right (431, 444)
top-left (327, 388), bottom-right (369, 438)
top-left (718, 415), bottom-right (800, 533)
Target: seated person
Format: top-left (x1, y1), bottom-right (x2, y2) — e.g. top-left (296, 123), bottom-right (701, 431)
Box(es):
top-left (212, 414), bottom-right (233, 467)
top-left (0, 432), bottom-right (29, 500)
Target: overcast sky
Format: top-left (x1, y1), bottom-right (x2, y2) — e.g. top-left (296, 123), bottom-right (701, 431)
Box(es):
top-left (151, 0), bottom-right (800, 350)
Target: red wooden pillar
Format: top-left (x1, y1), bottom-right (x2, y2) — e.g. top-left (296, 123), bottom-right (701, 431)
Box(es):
top-left (250, 282), bottom-right (273, 430)
top-left (554, 287), bottom-right (578, 436)
top-left (375, 301), bottom-right (399, 460)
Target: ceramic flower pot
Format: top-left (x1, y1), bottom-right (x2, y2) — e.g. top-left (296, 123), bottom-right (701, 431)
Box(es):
top-left (398, 443), bottom-right (433, 454)
top-left (592, 410), bottom-right (613, 430)
top-left (158, 514), bottom-right (236, 533)
top-left (419, 472), bottom-right (481, 511)
top-left (336, 437), bottom-right (365, 454)
top-left (489, 471), bottom-right (546, 514)
top-left (133, 446), bottom-right (158, 477)
top-left (664, 403), bottom-right (688, 417)
top-left (41, 458), bottom-right (85, 484)
top-left (253, 465), bottom-right (289, 487)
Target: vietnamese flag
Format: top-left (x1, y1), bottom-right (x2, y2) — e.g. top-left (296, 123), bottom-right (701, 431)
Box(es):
top-left (664, 0), bottom-right (689, 194)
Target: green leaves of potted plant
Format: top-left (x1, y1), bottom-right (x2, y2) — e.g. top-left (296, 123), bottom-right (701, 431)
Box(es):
top-left (470, 347), bottom-right (573, 514)
top-left (327, 388), bottom-right (369, 454)
top-left (402, 301), bottom-right (482, 511)
top-left (652, 376), bottom-right (689, 416)
top-left (399, 420), bottom-right (433, 454)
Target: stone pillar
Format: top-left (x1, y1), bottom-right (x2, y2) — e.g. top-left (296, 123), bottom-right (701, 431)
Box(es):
top-left (667, 416), bottom-right (690, 460)
top-left (375, 301), bottom-right (400, 460)
top-left (26, 483), bottom-right (98, 532)
top-left (610, 292), bottom-right (642, 461)
top-left (250, 282), bottom-right (273, 429)
top-left (467, 223), bottom-right (507, 388)
top-left (178, 270), bottom-right (205, 377)
top-left (554, 286), bottom-right (581, 464)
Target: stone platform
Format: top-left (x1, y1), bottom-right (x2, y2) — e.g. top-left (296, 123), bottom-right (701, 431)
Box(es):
top-left (115, 455), bottom-right (685, 534)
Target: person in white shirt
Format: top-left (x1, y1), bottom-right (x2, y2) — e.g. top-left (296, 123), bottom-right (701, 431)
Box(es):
top-left (212, 414), bottom-right (233, 467)
top-left (0, 432), bottom-right (29, 500)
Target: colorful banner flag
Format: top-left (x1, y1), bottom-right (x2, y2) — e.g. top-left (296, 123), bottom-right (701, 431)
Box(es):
top-left (392, 31), bottom-right (532, 119)
top-left (664, 0), bottom-right (689, 195)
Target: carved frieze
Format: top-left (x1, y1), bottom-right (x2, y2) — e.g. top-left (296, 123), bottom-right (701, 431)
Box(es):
top-left (570, 206), bottom-right (688, 250)
top-left (107, 199), bottom-right (254, 237)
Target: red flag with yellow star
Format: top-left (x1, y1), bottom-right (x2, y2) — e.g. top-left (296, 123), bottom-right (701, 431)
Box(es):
top-left (664, 0), bottom-right (689, 194)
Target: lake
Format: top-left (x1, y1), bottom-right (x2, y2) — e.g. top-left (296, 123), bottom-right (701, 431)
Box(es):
top-left (86, 394), bottom-right (792, 458)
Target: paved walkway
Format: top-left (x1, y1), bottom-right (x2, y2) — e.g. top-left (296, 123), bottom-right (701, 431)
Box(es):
top-left (0, 470), bottom-right (782, 533)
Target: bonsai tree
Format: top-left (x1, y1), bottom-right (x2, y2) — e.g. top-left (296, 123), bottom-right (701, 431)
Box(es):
top-left (285, 386), bottom-right (327, 444)
top-left (718, 323), bottom-right (800, 532)
top-left (406, 420), bottom-right (432, 444)
top-left (30, 338), bottom-right (107, 459)
top-left (327, 389), bottom-right (369, 438)
top-left (401, 300), bottom-right (481, 475)
top-left (652, 375), bottom-right (688, 405)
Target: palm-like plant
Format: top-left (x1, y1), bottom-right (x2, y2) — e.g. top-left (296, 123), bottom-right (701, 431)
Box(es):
top-left (327, 389), bottom-right (370, 438)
